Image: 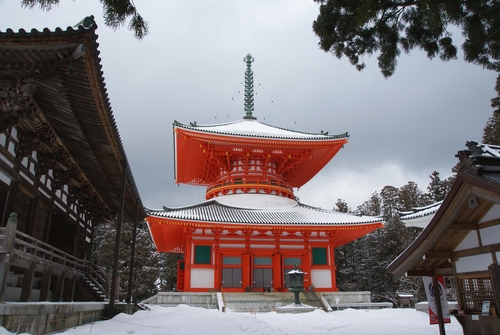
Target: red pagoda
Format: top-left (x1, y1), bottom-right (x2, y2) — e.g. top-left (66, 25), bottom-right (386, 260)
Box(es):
top-left (146, 54), bottom-right (383, 292)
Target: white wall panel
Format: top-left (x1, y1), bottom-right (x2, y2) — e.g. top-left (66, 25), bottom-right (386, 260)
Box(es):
top-left (311, 269), bottom-right (332, 288)
top-left (455, 254), bottom-right (493, 274)
top-left (454, 231), bottom-right (479, 251)
top-left (190, 269), bottom-right (214, 288)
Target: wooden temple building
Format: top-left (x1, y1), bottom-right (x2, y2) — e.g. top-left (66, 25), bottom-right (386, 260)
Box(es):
top-left (146, 54), bottom-right (383, 293)
top-left (387, 141), bottom-right (500, 335)
top-left (0, 18), bottom-right (145, 303)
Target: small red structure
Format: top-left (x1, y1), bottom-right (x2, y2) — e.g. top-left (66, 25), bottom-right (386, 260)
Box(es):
top-left (146, 55), bottom-right (383, 292)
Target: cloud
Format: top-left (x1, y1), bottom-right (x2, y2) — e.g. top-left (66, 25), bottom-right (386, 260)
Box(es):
top-left (1, 1), bottom-right (496, 213)
top-left (297, 161), bottom-right (436, 210)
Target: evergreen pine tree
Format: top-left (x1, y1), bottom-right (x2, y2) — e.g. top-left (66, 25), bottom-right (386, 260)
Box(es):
top-left (336, 181), bottom-right (424, 305)
top-left (427, 171), bottom-right (454, 202)
top-left (92, 220), bottom-right (181, 302)
top-left (483, 75), bottom-right (500, 145)
top-left (356, 192), bottom-right (382, 216)
top-left (334, 198), bottom-right (351, 213)
top-left (22, 0), bottom-right (149, 39)
top-left (380, 186), bottom-right (399, 220)
top-left (398, 181), bottom-right (429, 211)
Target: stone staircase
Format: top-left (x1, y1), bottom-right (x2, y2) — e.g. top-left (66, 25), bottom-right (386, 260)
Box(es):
top-left (223, 292), bottom-right (327, 313)
top-left (82, 277), bottom-right (106, 301)
top-left (142, 291), bottom-right (393, 312)
top-left (320, 291), bottom-right (393, 310)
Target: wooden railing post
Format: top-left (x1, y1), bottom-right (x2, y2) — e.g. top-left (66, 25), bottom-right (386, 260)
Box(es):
top-left (0, 213), bottom-right (18, 302)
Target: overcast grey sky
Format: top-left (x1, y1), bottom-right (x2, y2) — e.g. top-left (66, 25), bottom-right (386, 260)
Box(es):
top-left (1, 0), bottom-right (497, 211)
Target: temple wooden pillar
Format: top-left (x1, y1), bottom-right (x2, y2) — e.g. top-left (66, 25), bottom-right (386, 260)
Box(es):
top-left (126, 201), bottom-right (140, 304)
top-left (40, 269), bottom-right (52, 301)
top-left (109, 161), bottom-right (128, 315)
top-left (20, 263), bottom-right (36, 302)
top-left (54, 272), bottom-right (65, 302)
top-left (0, 213), bottom-right (17, 302)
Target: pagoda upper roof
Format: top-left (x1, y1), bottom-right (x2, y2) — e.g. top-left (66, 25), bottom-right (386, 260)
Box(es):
top-left (146, 194), bottom-right (380, 226)
top-left (174, 119), bottom-right (348, 141)
top-left (174, 119), bottom-right (349, 188)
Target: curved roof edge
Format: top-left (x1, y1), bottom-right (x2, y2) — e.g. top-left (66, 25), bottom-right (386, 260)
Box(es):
top-left (173, 119), bottom-right (349, 141)
top-left (1, 17), bottom-right (145, 219)
top-left (146, 198), bottom-right (383, 226)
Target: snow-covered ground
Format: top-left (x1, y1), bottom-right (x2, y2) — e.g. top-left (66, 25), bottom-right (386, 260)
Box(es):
top-left (1, 305), bottom-right (464, 335)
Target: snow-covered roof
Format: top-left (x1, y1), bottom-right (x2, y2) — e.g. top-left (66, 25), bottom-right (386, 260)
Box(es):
top-left (399, 201), bottom-right (443, 228)
top-left (396, 292), bottom-right (414, 298)
top-left (467, 141), bottom-right (500, 157)
top-left (146, 194), bottom-right (380, 225)
top-left (174, 119), bottom-right (348, 141)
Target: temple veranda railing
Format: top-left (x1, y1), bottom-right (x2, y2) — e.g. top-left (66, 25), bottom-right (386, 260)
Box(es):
top-left (0, 225), bottom-right (108, 301)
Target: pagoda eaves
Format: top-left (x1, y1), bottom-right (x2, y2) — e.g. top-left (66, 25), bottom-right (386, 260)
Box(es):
top-left (174, 119), bottom-right (348, 199)
top-left (146, 193), bottom-right (382, 254)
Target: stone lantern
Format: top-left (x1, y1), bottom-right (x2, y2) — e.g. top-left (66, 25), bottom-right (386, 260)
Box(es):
top-left (286, 265), bottom-right (305, 305)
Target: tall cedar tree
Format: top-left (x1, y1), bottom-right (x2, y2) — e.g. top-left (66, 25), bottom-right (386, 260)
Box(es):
top-left (313, 0), bottom-right (500, 139)
top-left (427, 171), bottom-right (454, 202)
top-left (92, 220), bottom-right (181, 302)
top-left (333, 178), bottom-right (449, 305)
top-left (21, 0), bottom-right (148, 39)
top-left (483, 75), bottom-right (500, 145)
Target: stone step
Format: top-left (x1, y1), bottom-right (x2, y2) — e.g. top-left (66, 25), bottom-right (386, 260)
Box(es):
top-left (223, 292), bottom-right (322, 313)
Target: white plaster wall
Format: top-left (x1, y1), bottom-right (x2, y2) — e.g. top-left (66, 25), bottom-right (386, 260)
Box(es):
top-left (479, 225), bottom-right (500, 247)
top-left (311, 269), bottom-right (332, 288)
top-left (479, 204), bottom-right (500, 224)
top-left (190, 268), bottom-right (214, 288)
top-left (454, 231), bottom-right (479, 251)
top-left (455, 254), bottom-right (494, 274)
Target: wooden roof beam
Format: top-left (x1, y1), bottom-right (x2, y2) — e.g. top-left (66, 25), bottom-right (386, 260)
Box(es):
top-left (424, 251), bottom-right (453, 259)
top-left (449, 223), bottom-right (479, 230)
top-left (425, 243), bottom-right (500, 260)
top-left (454, 242), bottom-right (500, 258)
top-left (406, 267), bottom-right (454, 277)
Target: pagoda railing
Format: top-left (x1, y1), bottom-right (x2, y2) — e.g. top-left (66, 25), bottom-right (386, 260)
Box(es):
top-left (206, 175), bottom-right (294, 199)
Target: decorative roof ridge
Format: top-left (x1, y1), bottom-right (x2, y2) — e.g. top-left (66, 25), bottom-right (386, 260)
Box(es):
top-left (456, 141), bottom-right (500, 178)
top-left (465, 141), bottom-right (500, 158)
top-left (173, 119), bottom-right (349, 140)
top-left (0, 15), bottom-right (97, 37)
